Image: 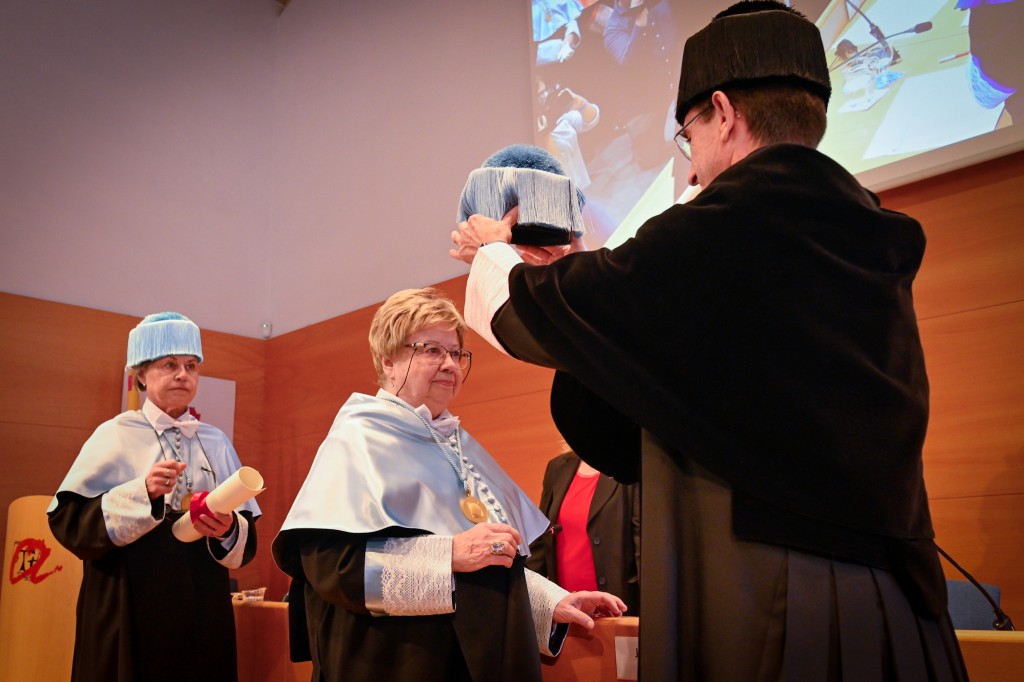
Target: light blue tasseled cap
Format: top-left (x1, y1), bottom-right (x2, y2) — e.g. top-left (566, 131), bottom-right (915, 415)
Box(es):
top-left (126, 312), bottom-right (204, 369)
top-left (457, 144), bottom-right (586, 247)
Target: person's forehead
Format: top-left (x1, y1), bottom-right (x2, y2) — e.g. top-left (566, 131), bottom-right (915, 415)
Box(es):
top-left (407, 325), bottom-right (459, 342)
top-left (152, 354), bottom-right (199, 364)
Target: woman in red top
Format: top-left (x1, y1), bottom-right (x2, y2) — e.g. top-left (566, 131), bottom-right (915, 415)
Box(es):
top-left (527, 450), bottom-right (640, 615)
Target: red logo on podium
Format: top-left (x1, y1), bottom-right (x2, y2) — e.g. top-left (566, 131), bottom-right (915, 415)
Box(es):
top-left (8, 538), bottom-right (63, 585)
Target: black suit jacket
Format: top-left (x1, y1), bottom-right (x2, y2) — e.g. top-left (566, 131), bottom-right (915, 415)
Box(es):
top-left (527, 452), bottom-right (640, 615)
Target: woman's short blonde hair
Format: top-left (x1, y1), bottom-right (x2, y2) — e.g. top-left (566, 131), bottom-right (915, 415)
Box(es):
top-left (369, 287), bottom-right (467, 386)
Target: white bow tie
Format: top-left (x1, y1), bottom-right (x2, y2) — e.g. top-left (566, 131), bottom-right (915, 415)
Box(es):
top-left (412, 404), bottom-right (460, 438)
top-left (432, 414), bottom-right (461, 439)
top-left (154, 413), bottom-right (200, 438)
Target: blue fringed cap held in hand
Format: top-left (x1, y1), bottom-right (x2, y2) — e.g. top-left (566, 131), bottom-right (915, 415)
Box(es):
top-left (457, 144), bottom-right (586, 247)
top-left (126, 312), bottom-right (204, 369)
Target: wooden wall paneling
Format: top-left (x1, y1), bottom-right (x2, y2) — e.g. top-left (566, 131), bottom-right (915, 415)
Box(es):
top-left (920, 302), bottom-right (1024, 499)
top-left (930, 494), bottom-right (1024, 628)
top-left (455, 330), bottom-right (560, 407)
top-left (264, 305), bottom-right (380, 440)
top-left (879, 152), bottom-right (1024, 627)
top-left (881, 150), bottom-right (1024, 320)
top-left (455, 389), bottom-right (564, 503)
top-left (199, 328), bottom-right (266, 452)
top-left (252, 431), bottom-right (329, 602)
top-left (0, 292), bottom-right (134, 430)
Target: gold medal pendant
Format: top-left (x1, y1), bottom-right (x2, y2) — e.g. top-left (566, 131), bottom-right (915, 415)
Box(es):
top-left (181, 491), bottom-right (193, 510)
top-left (460, 495), bottom-right (488, 524)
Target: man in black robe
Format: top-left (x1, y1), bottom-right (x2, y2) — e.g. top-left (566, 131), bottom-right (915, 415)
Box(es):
top-left (450, 2), bottom-right (968, 679)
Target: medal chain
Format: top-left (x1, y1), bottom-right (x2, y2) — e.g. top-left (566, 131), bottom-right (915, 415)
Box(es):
top-left (382, 397), bottom-right (510, 526)
top-left (382, 398), bottom-right (470, 496)
top-left (156, 427), bottom-right (193, 510)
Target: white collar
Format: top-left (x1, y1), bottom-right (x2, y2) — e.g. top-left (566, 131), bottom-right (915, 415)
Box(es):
top-left (142, 399), bottom-right (200, 438)
top-left (376, 389), bottom-right (461, 438)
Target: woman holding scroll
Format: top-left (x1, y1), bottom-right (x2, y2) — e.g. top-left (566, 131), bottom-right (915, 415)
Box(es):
top-left (48, 312), bottom-right (260, 682)
top-left (273, 288), bottom-right (624, 682)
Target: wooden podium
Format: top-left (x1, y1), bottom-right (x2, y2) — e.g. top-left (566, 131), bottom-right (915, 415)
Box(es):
top-left (957, 630), bottom-right (1024, 680)
top-left (0, 495), bottom-right (82, 682)
top-left (0, 495), bottom-right (315, 682)
top-left (539, 617), bottom-right (1024, 682)
top-left (542, 618), bottom-right (639, 681)
top-left (233, 599), bottom-right (312, 682)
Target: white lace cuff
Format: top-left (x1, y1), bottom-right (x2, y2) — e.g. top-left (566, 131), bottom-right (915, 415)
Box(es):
top-left (102, 477), bottom-right (162, 547)
top-left (365, 536), bottom-right (455, 616)
top-left (525, 567), bottom-right (570, 656)
top-left (209, 513), bottom-right (248, 569)
top-left (465, 243), bottom-right (521, 356)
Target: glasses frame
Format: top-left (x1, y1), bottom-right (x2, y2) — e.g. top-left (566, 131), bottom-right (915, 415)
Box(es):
top-left (404, 341), bottom-right (473, 374)
top-left (673, 103), bottom-right (714, 160)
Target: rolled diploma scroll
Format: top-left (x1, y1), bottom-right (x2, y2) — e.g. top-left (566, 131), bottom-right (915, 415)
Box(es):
top-left (172, 466), bottom-right (265, 542)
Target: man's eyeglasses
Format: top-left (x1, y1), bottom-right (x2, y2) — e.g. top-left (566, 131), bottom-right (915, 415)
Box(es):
top-left (405, 342), bottom-right (473, 372)
top-left (673, 103), bottom-right (713, 160)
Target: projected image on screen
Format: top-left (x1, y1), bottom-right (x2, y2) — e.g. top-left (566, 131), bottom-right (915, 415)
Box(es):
top-left (528, 0), bottom-right (1023, 251)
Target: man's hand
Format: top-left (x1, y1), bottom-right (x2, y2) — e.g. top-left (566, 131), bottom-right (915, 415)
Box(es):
top-left (450, 206), bottom-right (518, 265)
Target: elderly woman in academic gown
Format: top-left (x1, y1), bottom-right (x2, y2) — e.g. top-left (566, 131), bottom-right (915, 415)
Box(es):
top-left (48, 312), bottom-right (260, 682)
top-left (273, 287), bottom-right (625, 682)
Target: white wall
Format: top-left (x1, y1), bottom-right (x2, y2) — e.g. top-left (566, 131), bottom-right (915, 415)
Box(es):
top-left (0, 0), bottom-right (533, 337)
top-left (267, 0), bottom-right (533, 335)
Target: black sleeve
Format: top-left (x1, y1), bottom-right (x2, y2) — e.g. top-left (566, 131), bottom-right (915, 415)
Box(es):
top-left (298, 530), bottom-right (373, 615)
top-left (207, 510), bottom-right (259, 566)
top-left (550, 372), bottom-right (641, 484)
top-left (491, 300), bottom-right (566, 370)
top-left (47, 491), bottom-right (120, 561)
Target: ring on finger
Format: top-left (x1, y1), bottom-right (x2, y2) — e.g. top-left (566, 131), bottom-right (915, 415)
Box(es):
top-left (489, 541), bottom-right (505, 555)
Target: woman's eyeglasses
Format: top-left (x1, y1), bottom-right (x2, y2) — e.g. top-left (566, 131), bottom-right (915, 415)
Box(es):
top-left (405, 342), bottom-right (473, 372)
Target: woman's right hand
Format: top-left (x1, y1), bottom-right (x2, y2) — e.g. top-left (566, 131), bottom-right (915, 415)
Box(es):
top-left (145, 461), bottom-right (186, 500)
top-left (452, 522), bottom-right (523, 572)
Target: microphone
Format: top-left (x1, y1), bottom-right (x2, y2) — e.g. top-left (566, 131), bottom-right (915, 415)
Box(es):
top-left (827, 22), bottom-right (933, 72)
top-left (937, 545), bottom-right (1015, 631)
top-left (844, 0), bottom-right (889, 49)
top-left (891, 22), bottom-right (933, 38)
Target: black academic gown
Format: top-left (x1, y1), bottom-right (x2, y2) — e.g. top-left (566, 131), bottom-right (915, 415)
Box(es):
top-left (486, 144), bottom-right (966, 680)
top-left (526, 452), bottom-right (640, 613)
top-left (272, 528), bottom-right (544, 682)
top-left (48, 494), bottom-right (257, 682)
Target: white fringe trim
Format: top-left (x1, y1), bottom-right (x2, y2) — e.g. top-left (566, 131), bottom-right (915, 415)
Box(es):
top-left (102, 477), bottom-right (162, 546)
top-left (525, 567), bottom-right (570, 656)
